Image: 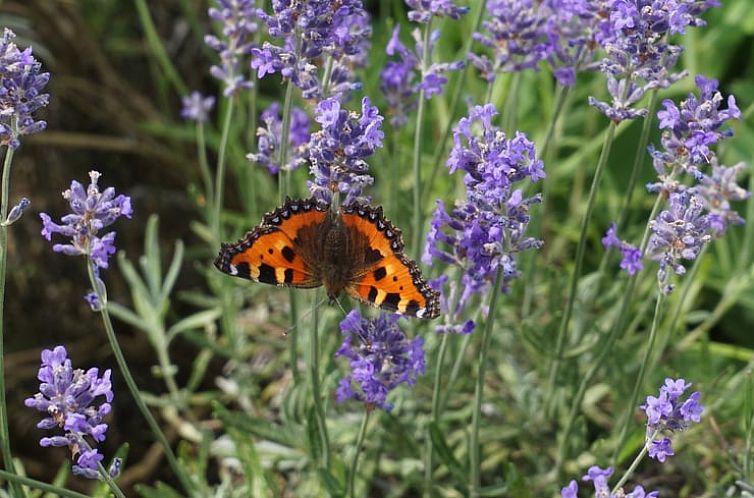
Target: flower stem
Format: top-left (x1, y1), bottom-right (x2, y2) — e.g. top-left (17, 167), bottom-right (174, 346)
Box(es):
top-left (196, 121), bottom-right (214, 216)
top-left (612, 291), bottom-right (666, 464)
top-left (424, 331), bottom-right (449, 497)
top-left (611, 429), bottom-right (656, 493)
top-left (0, 145), bottom-right (24, 498)
top-left (86, 262), bottom-right (194, 496)
top-left (411, 20), bottom-right (432, 261)
top-left (347, 408), bottom-right (372, 498)
top-left (309, 290), bottom-right (331, 470)
top-left (0, 470), bottom-right (89, 498)
top-left (545, 120), bottom-right (617, 416)
top-left (212, 99), bottom-right (236, 242)
top-left (133, 0), bottom-right (188, 95)
top-left (278, 78), bottom-right (295, 203)
top-left (470, 267), bottom-right (504, 497)
top-left (422, 0), bottom-right (488, 208)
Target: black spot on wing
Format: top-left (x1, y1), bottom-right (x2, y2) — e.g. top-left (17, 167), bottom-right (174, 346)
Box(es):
top-left (258, 263), bottom-right (277, 284)
top-left (365, 247), bottom-right (383, 264)
top-left (368, 286), bottom-right (378, 302)
top-left (373, 266), bottom-right (387, 281)
top-left (384, 293), bottom-right (401, 309)
top-left (235, 262), bottom-right (251, 278)
top-left (405, 300), bottom-right (420, 316)
top-left (284, 268), bottom-right (294, 284)
top-left (282, 246), bottom-right (295, 263)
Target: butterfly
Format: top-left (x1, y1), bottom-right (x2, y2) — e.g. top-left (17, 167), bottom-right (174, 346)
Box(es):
top-left (214, 197), bottom-right (440, 319)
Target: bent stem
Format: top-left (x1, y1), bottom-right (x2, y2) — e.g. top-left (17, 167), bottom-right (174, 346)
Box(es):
top-left (424, 332), bottom-right (450, 497)
top-left (470, 267), bottom-right (504, 497)
top-left (0, 470), bottom-right (89, 498)
top-left (545, 120), bottom-right (617, 415)
top-left (612, 291), bottom-right (666, 463)
top-left (86, 262), bottom-right (194, 496)
top-left (196, 121), bottom-right (214, 216)
top-left (612, 429), bottom-right (656, 493)
top-left (309, 290), bottom-right (331, 470)
top-left (0, 144), bottom-right (24, 498)
top-left (347, 408), bottom-right (372, 498)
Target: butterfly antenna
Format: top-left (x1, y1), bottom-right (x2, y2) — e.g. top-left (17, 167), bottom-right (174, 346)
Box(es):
top-left (333, 298), bottom-right (349, 317)
top-left (282, 294), bottom-right (329, 337)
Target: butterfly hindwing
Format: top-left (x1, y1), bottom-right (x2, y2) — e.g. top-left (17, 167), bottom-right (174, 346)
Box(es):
top-left (341, 204), bottom-right (440, 319)
top-left (214, 198), bottom-right (327, 288)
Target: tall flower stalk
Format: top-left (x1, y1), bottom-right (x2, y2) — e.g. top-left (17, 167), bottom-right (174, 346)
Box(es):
top-left (40, 171), bottom-right (194, 496)
top-left (0, 28), bottom-right (49, 497)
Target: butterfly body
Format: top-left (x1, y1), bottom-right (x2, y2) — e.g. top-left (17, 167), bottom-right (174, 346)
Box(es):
top-left (215, 197), bottom-right (439, 319)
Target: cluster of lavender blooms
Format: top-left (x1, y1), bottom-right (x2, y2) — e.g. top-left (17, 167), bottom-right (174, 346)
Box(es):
top-left (603, 76), bottom-right (748, 293)
top-left (205, 0), bottom-right (258, 97)
top-left (588, 0), bottom-right (719, 123)
top-left (180, 91), bottom-right (216, 123)
top-left (335, 310), bottom-right (425, 411)
top-left (40, 171), bottom-right (132, 308)
top-left (641, 378), bottom-right (703, 462)
top-left (25, 346), bottom-right (120, 479)
top-left (380, 26), bottom-right (465, 128)
top-left (561, 466), bottom-right (658, 498)
top-left (0, 28), bottom-right (50, 149)
top-left (246, 102), bottom-right (310, 174)
top-left (307, 96), bottom-right (383, 205)
top-left (252, 0), bottom-right (371, 101)
top-left (405, 0), bottom-right (469, 23)
top-left (423, 104), bottom-right (544, 318)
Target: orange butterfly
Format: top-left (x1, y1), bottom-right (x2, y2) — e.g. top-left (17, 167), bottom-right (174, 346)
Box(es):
top-left (214, 197), bottom-right (440, 319)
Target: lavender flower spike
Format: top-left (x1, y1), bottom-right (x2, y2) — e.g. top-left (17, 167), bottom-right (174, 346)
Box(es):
top-left (25, 345), bottom-right (121, 479)
top-left (0, 28), bottom-right (50, 149)
top-left (641, 377), bottom-right (704, 462)
top-left (247, 102), bottom-right (310, 174)
top-left (405, 0), bottom-right (470, 23)
top-left (561, 466), bottom-right (659, 498)
top-left (307, 96), bottom-right (384, 205)
top-left (181, 91), bottom-right (216, 123)
top-left (205, 0), bottom-right (257, 96)
top-left (336, 310), bottom-right (425, 411)
top-left (40, 171), bottom-right (132, 270)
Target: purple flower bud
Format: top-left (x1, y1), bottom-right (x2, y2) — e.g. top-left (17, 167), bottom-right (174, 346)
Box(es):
top-left (181, 91), bottom-right (215, 123)
top-left (5, 197), bottom-right (30, 225)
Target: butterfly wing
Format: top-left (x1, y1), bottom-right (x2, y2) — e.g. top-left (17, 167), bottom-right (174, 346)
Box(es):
top-left (214, 198), bottom-right (328, 288)
top-left (340, 204), bottom-right (440, 319)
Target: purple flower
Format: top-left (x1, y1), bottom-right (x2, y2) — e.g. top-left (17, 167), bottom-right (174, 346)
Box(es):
top-left (405, 0), bottom-right (470, 23)
top-left (640, 377), bottom-right (704, 462)
top-left (563, 465), bottom-right (659, 498)
top-left (588, 0), bottom-right (718, 123)
top-left (381, 25), bottom-right (464, 112)
top-left (602, 223), bottom-right (643, 275)
top-left (649, 75), bottom-right (740, 186)
top-left (40, 171), bottom-right (132, 270)
top-left (307, 96), bottom-right (383, 205)
top-left (181, 91), bottom-right (216, 123)
top-left (253, 0), bottom-right (371, 100)
top-left (25, 345), bottom-right (114, 479)
top-left (425, 105), bottom-right (544, 316)
top-left (205, 0), bottom-right (258, 96)
top-left (247, 102), bottom-right (310, 174)
top-left (335, 310), bottom-right (425, 410)
top-left (698, 161), bottom-right (749, 235)
top-left (5, 196), bottom-right (30, 225)
top-left (0, 28), bottom-right (50, 149)
top-left (647, 191), bottom-right (711, 293)
top-left (468, 0), bottom-right (555, 80)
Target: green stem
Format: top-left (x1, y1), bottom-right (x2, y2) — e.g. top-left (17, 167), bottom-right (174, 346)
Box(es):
top-left (546, 120), bottom-right (618, 414)
top-left (612, 291), bottom-right (666, 463)
top-left (502, 72), bottom-right (521, 135)
top-left (611, 429), bottom-right (656, 493)
top-left (310, 290), bottom-right (331, 470)
top-left (470, 267), bottom-right (504, 497)
top-left (278, 79), bottom-right (295, 203)
top-left (424, 332), bottom-right (450, 497)
top-left (347, 408), bottom-right (372, 498)
top-left (133, 0), bottom-right (188, 95)
top-left (0, 145), bottom-right (24, 498)
top-left (321, 56), bottom-right (334, 98)
top-left (615, 91), bottom-right (659, 231)
top-left (196, 122), bottom-right (214, 216)
top-left (411, 20), bottom-right (432, 261)
top-left (0, 470), bottom-right (89, 498)
top-left (87, 263), bottom-right (194, 496)
top-left (247, 73), bottom-right (259, 219)
top-left (288, 288), bottom-right (301, 383)
top-left (212, 100), bottom-right (236, 242)
top-left (556, 195), bottom-right (664, 472)
top-left (423, 0), bottom-right (488, 208)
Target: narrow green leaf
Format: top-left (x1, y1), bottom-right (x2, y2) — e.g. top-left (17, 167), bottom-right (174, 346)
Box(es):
top-left (134, 482), bottom-right (184, 498)
top-left (214, 402), bottom-right (302, 447)
top-left (160, 239), bottom-right (184, 303)
top-left (429, 422), bottom-right (468, 487)
top-left (108, 301), bottom-right (149, 331)
top-left (142, 214), bottom-right (162, 300)
top-left (317, 468), bottom-right (345, 498)
top-left (166, 307), bottom-right (221, 342)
